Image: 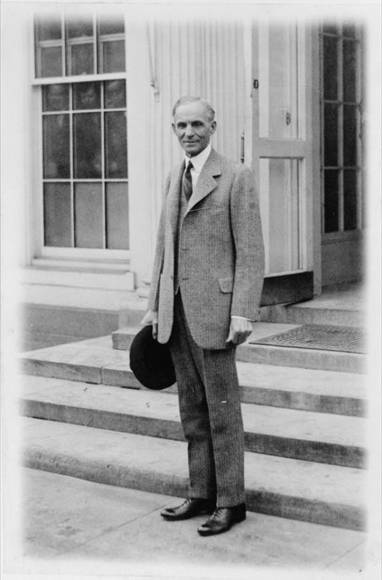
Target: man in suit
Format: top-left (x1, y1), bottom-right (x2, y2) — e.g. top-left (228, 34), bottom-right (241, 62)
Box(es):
top-left (142, 96), bottom-right (264, 536)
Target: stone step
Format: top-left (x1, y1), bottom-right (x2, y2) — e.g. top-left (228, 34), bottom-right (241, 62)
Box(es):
top-left (267, 304), bottom-right (365, 328)
top-left (20, 336), bottom-right (367, 417)
top-left (22, 417), bottom-right (366, 531)
top-left (20, 376), bottom-right (366, 468)
top-left (21, 303), bottom-right (120, 346)
top-left (112, 326), bottom-right (366, 374)
top-left (260, 284), bottom-right (365, 328)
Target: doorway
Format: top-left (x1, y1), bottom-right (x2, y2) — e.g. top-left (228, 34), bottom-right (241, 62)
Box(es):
top-left (251, 22), bottom-right (315, 305)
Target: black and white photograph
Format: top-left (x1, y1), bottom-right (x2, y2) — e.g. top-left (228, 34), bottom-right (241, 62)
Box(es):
top-left (1, 0), bottom-right (381, 578)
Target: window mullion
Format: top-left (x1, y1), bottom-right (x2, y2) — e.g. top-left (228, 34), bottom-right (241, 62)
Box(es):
top-left (356, 32), bottom-right (363, 230)
top-left (337, 30), bottom-right (344, 232)
top-left (61, 15), bottom-right (66, 76)
top-left (69, 85), bottom-right (75, 247)
top-left (101, 83), bottom-right (106, 249)
top-left (93, 13), bottom-right (98, 74)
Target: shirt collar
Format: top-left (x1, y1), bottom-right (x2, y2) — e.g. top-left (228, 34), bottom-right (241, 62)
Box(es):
top-left (184, 143), bottom-right (212, 173)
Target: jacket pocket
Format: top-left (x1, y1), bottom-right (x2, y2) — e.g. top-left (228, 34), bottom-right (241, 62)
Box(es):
top-left (218, 277), bottom-right (234, 293)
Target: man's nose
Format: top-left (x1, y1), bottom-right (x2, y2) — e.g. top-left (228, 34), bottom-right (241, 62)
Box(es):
top-left (185, 123), bottom-right (194, 136)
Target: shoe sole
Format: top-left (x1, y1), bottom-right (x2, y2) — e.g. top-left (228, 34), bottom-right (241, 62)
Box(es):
top-left (161, 508), bottom-right (214, 521)
top-left (197, 513), bottom-right (246, 536)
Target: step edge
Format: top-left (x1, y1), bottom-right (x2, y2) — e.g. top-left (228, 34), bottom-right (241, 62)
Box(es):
top-left (20, 399), bottom-right (367, 469)
top-left (22, 446), bottom-right (366, 531)
top-left (18, 365), bottom-right (367, 417)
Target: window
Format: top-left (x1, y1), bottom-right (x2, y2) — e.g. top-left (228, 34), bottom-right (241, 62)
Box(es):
top-left (321, 23), bottom-right (363, 233)
top-left (35, 14), bottom-right (129, 251)
top-left (35, 13), bottom-right (126, 77)
top-left (42, 81), bottom-right (129, 249)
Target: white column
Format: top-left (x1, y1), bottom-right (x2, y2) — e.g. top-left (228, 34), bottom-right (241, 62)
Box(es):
top-left (125, 22), bottom-right (157, 288)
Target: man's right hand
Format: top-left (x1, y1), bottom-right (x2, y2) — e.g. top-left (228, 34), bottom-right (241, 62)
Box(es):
top-left (141, 310), bottom-right (158, 340)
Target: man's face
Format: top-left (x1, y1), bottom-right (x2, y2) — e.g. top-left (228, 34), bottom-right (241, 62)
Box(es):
top-left (172, 101), bottom-right (216, 157)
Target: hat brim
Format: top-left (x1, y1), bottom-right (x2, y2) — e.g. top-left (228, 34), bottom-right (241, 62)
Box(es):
top-left (129, 325), bottom-right (176, 390)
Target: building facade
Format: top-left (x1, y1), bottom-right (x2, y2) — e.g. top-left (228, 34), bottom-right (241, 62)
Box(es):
top-left (2, 4), bottom-right (365, 323)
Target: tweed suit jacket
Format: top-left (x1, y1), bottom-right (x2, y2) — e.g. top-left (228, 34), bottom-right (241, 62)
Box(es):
top-left (147, 148), bottom-right (265, 349)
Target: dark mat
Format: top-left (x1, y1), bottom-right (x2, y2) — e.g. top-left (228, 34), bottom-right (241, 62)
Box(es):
top-left (251, 324), bottom-right (366, 354)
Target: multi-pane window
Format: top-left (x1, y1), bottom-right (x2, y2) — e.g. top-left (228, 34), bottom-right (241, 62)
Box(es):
top-left (42, 81), bottom-right (128, 249)
top-left (35, 14), bottom-right (129, 251)
top-left (321, 23), bottom-right (363, 233)
top-left (35, 14), bottom-right (125, 77)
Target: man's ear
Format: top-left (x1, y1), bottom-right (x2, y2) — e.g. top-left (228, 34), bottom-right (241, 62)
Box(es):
top-left (210, 121), bottom-right (217, 135)
top-left (171, 122), bottom-right (176, 135)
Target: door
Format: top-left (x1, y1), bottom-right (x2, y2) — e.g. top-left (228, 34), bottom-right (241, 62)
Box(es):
top-left (252, 22), bottom-right (314, 306)
top-left (320, 23), bottom-right (364, 286)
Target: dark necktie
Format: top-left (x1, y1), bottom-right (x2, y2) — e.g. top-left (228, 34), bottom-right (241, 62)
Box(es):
top-left (182, 160), bottom-right (193, 201)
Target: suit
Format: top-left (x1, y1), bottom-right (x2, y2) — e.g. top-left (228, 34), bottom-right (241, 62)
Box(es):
top-left (148, 147), bottom-right (264, 506)
top-left (148, 149), bottom-right (264, 347)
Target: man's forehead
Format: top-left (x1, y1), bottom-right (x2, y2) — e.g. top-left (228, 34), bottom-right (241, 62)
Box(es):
top-left (173, 101), bottom-right (211, 121)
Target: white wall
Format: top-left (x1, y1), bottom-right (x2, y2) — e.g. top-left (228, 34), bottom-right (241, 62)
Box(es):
top-left (1, 3), bottom-right (36, 269)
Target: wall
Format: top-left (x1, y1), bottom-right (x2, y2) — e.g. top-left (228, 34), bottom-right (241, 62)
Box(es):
top-left (1, 3), bottom-right (36, 269)
top-left (321, 234), bottom-right (364, 286)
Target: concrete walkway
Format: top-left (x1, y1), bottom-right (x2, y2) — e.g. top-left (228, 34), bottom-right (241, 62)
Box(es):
top-left (8, 468), bottom-right (368, 578)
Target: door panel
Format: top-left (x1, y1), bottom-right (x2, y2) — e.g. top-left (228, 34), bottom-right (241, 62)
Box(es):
top-left (258, 24), bottom-right (299, 140)
top-left (259, 157), bottom-right (302, 274)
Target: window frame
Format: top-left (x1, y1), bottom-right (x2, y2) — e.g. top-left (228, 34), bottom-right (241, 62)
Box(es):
top-left (32, 13), bottom-right (130, 261)
top-left (320, 23), bottom-right (364, 236)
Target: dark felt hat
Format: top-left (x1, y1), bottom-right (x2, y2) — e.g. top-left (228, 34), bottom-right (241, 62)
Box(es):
top-left (129, 325), bottom-right (176, 390)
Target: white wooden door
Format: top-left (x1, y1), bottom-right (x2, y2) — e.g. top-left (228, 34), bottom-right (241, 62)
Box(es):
top-left (252, 22), bottom-right (314, 305)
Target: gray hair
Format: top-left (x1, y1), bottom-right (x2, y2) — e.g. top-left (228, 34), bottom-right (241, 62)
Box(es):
top-left (172, 96), bottom-right (215, 121)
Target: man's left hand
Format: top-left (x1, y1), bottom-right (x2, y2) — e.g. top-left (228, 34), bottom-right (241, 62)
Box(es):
top-left (226, 317), bottom-right (253, 345)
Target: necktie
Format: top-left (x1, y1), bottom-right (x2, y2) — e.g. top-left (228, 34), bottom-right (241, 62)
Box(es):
top-left (182, 160), bottom-right (193, 201)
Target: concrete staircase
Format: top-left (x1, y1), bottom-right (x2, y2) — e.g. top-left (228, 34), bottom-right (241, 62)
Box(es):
top-left (19, 298), bottom-right (367, 532)
top-left (113, 322), bottom-right (365, 374)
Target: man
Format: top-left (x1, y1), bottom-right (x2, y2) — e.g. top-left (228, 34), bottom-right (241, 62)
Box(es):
top-left (142, 96), bottom-right (264, 536)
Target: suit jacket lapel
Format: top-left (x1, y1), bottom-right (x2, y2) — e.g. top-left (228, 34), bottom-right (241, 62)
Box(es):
top-left (166, 161), bottom-right (184, 239)
top-left (166, 149), bottom-right (222, 239)
top-left (186, 149), bottom-right (222, 212)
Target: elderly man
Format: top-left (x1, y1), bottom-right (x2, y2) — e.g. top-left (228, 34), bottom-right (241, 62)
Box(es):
top-left (142, 96), bottom-right (264, 536)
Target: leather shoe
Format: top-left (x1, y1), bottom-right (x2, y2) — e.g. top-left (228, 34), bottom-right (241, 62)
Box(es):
top-left (197, 503), bottom-right (246, 536)
top-left (160, 498), bottom-right (215, 521)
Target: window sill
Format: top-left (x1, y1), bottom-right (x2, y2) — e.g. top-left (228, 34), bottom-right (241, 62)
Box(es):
top-left (22, 259), bottom-right (135, 291)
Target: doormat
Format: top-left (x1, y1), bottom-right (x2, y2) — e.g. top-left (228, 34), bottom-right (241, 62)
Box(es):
top-left (251, 324), bottom-right (366, 354)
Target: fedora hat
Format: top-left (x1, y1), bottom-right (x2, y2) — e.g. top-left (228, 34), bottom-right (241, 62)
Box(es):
top-left (129, 325), bottom-right (176, 390)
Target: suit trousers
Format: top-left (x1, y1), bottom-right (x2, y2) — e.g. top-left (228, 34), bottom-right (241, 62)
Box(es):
top-left (168, 292), bottom-right (245, 507)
